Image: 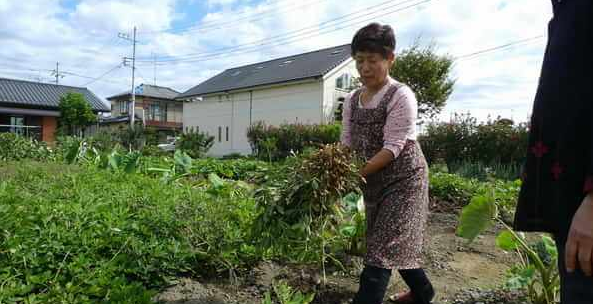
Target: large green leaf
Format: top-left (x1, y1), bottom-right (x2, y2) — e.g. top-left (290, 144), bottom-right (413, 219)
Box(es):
top-left (505, 265), bottom-right (536, 290)
top-left (496, 230), bottom-right (520, 251)
top-left (456, 194), bottom-right (497, 242)
top-left (174, 150), bottom-right (192, 174)
top-left (208, 173), bottom-right (225, 189)
top-left (65, 140), bottom-right (82, 164)
top-left (124, 152), bottom-right (141, 174)
top-left (108, 151), bottom-right (123, 172)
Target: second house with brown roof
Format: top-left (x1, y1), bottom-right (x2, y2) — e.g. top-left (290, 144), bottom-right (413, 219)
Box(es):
top-left (105, 84), bottom-right (183, 138)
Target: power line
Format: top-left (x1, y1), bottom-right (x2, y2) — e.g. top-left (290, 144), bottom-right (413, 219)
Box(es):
top-left (456, 35), bottom-right (545, 60)
top-left (82, 64), bottom-right (122, 86)
top-left (142, 0), bottom-right (331, 36)
top-left (138, 0), bottom-right (319, 35)
top-left (138, 0), bottom-right (418, 62)
top-left (137, 0), bottom-right (431, 65)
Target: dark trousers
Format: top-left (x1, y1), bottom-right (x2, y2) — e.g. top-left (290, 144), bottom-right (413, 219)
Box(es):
top-left (555, 234), bottom-right (593, 304)
top-left (353, 265), bottom-right (434, 304)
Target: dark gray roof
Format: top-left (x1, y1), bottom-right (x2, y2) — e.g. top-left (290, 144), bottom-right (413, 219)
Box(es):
top-left (0, 77), bottom-right (110, 112)
top-left (107, 84), bottom-right (180, 101)
top-left (178, 44), bottom-right (352, 98)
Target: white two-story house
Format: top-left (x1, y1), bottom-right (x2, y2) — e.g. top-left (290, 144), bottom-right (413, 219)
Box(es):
top-left (178, 44), bottom-right (358, 156)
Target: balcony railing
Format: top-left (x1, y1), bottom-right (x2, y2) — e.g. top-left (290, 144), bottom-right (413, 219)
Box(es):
top-left (0, 125), bottom-right (42, 141)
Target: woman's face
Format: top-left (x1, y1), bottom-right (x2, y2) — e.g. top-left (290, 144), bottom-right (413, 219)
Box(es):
top-left (354, 51), bottom-right (394, 90)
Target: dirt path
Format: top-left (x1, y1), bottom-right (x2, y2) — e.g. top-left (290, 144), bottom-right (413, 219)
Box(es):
top-left (155, 212), bottom-right (525, 304)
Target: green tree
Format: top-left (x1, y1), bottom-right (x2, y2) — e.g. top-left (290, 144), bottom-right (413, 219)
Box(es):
top-left (58, 92), bottom-right (97, 136)
top-left (177, 127), bottom-right (214, 158)
top-left (391, 41), bottom-right (455, 122)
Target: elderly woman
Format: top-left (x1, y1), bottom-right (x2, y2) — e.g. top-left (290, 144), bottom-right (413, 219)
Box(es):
top-left (341, 23), bottom-right (434, 304)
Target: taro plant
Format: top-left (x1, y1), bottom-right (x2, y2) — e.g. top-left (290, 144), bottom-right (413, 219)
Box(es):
top-left (146, 150), bottom-right (193, 183)
top-left (457, 192), bottom-right (559, 304)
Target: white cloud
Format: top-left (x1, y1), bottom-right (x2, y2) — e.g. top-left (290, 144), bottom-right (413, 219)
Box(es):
top-left (70, 0), bottom-right (178, 33)
top-left (0, 0), bottom-right (554, 121)
top-left (207, 0), bottom-right (239, 6)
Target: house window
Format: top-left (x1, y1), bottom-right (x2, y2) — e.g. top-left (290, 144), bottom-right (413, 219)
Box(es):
top-left (225, 126), bottom-right (229, 142)
top-left (10, 116), bottom-right (24, 135)
top-left (218, 126), bottom-right (222, 142)
top-left (336, 73), bottom-right (352, 90)
top-left (119, 101), bottom-right (128, 114)
top-left (148, 103), bottom-right (167, 122)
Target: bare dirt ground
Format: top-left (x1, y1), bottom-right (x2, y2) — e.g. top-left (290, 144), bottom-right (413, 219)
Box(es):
top-left (154, 212), bottom-right (528, 304)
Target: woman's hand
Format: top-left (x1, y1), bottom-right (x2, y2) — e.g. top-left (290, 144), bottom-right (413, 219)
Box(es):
top-left (360, 149), bottom-right (394, 178)
top-left (565, 193), bottom-right (593, 276)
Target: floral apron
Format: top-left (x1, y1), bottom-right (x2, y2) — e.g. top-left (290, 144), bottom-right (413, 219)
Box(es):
top-left (350, 84), bottom-right (429, 269)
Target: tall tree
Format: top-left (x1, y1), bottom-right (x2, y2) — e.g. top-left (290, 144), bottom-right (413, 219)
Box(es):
top-left (390, 41), bottom-right (455, 122)
top-left (58, 92), bottom-right (97, 136)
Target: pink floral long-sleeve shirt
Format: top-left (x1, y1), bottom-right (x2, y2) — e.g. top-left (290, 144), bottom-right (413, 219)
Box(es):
top-left (340, 77), bottom-right (418, 159)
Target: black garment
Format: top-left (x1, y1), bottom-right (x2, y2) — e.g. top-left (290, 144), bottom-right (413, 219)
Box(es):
top-left (399, 269), bottom-right (435, 304)
top-left (353, 265), bottom-right (434, 304)
top-left (514, 0), bottom-right (593, 235)
top-left (555, 234), bottom-right (593, 304)
top-left (353, 265), bottom-right (392, 304)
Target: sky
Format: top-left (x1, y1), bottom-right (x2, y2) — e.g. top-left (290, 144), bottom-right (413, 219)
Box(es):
top-left (0, 0), bottom-right (553, 122)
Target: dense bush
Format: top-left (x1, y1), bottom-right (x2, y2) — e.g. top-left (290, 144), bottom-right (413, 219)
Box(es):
top-left (429, 171), bottom-right (521, 216)
top-left (177, 127), bottom-right (214, 158)
top-left (247, 122), bottom-right (341, 160)
top-left (448, 161), bottom-right (521, 181)
top-left (419, 113), bottom-right (528, 167)
top-left (0, 133), bottom-right (54, 161)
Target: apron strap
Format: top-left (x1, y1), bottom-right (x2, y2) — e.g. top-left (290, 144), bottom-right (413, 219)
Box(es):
top-left (377, 83), bottom-right (404, 110)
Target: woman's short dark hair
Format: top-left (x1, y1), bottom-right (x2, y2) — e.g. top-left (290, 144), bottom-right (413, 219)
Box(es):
top-left (351, 23), bottom-right (396, 58)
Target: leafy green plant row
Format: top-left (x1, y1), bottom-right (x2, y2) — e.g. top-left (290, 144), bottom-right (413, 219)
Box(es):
top-left (429, 171), bottom-right (521, 216)
top-left (0, 162), bottom-right (257, 303)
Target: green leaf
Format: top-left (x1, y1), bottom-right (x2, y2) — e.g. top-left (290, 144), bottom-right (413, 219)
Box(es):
top-left (124, 152), bottom-right (141, 174)
top-left (65, 140), bottom-right (82, 164)
top-left (261, 292), bottom-right (273, 304)
top-left (541, 234), bottom-right (558, 259)
top-left (342, 192), bottom-right (360, 211)
top-left (340, 225), bottom-right (356, 237)
top-left (108, 151), bottom-right (122, 172)
top-left (505, 265), bottom-right (536, 290)
top-left (496, 230), bottom-right (520, 251)
top-left (456, 194), bottom-right (497, 242)
top-left (174, 150), bottom-right (192, 173)
top-left (208, 173), bottom-right (225, 189)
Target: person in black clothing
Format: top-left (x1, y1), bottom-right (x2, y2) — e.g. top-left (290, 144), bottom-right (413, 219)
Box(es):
top-left (514, 0), bottom-right (593, 303)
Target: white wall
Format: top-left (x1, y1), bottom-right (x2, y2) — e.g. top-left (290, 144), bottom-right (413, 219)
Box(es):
top-left (322, 59), bottom-right (358, 123)
top-left (183, 94), bottom-right (233, 156)
top-left (183, 80), bottom-right (324, 156)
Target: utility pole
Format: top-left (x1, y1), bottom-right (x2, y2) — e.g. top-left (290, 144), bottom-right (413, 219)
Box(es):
top-left (50, 62), bottom-right (65, 84)
top-left (119, 26), bottom-right (137, 129)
